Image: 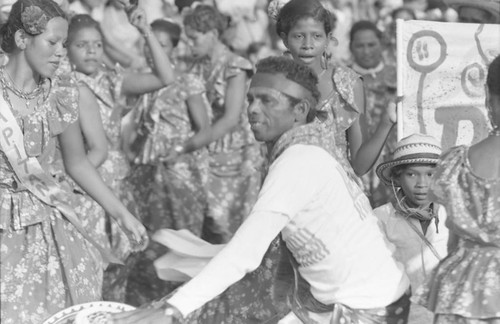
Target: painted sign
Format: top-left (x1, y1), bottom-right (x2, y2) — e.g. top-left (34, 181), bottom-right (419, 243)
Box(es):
top-left (397, 20), bottom-right (500, 150)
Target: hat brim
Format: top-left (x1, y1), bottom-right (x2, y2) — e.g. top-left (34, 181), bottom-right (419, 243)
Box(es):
top-left (444, 0), bottom-right (500, 16)
top-left (376, 157), bottom-right (439, 186)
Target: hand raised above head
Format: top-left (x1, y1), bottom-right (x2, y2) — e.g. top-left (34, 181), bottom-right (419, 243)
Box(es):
top-left (127, 7), bottom-right (149, 34)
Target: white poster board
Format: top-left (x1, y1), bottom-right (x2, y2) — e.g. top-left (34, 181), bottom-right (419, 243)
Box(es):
top-left (397, 20), bottom-right (500, 150)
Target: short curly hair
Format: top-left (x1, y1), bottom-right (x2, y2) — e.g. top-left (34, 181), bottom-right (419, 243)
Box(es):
top-left (0, 0), bottom-right (66, 53)
top-left (254, 56), bottom-right (320, 122)
top-left (276, 0), bottom-right (335, 38)
top-left (183, 4), bottom-right (228, 36)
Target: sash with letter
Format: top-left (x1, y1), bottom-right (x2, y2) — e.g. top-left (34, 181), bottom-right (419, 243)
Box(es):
top-left (0, 95), bottom-right (121, 265)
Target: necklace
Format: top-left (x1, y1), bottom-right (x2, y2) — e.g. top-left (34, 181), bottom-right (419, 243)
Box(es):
top-left (0, 67), bottom-right (44, 112)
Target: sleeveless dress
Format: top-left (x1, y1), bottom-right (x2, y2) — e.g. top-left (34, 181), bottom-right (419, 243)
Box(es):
top-left (73, 67), bottom-right (136, 302)
top-left (413, 146), bottom-right (500, 323)
top-left (187, 46), bottom-right (264, 244)
top-left (0, 72), bottom-right (102, 324)
top-left (126, 73), bottom-right (210, 306)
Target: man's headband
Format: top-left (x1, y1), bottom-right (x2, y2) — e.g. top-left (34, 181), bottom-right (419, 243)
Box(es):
top-left (250, 73), bottom-right (315, 104)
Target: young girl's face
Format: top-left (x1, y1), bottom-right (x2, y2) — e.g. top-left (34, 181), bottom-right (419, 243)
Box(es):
top-left (397, 164), bottom-right (436, 208)
top-left (283, 17), bottom-right (328, 70)
top-left (144, 29), bottom-right (174, 68)
top-left (67, 27), bottom-right (104, 76)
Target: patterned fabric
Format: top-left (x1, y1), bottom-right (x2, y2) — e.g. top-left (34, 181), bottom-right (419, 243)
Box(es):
top-left (72, 67), bottom-right (135, 302)
top-left (413, 146), bottom-right (500, 320)
top-left (187, 45), bottom-right (264, 244)
top-left (434, 314), bottom-right (500, 324)
top-left (314, 65), bottom-right (363, 187)
top-left (0, 75), bottom-right (102, 323)
top-left (126, 73), bottom-right (210, 306)
top-left (354, 62), bottom-right (397, 208)
top-left (150, 238), bottom-right (286, 324)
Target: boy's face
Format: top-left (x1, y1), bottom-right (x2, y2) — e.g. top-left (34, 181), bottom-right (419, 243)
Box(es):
top-left (396, 164), bottom-right (436, 208)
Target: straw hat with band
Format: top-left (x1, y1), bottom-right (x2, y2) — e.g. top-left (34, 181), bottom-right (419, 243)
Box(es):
top-left (377, 133), bottom-right (442, 186)
top-left (444, 0), bottom-right (500, 22)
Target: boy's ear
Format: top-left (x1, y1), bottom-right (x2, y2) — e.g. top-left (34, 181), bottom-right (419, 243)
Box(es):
top-left (280, 32), bottom-right (288, 48)
top-left (391, 176), bottom-right (401, 187)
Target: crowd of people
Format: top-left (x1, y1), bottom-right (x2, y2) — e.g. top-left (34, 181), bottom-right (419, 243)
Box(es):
top-left (0, 0), bottom-right (499, 323)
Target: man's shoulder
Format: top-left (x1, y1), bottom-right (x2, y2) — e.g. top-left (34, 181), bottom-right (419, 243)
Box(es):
top-left (278, 144), bottom-right (335, 165)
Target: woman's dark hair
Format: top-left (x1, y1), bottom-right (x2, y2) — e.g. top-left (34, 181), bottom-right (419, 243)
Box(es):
top-left (68, 14), bottom-right (100, 44)
top-left (150, 19), bottom-right (181, 48)
top-left (276, 0), bottom-right (335, 37)
top-left (0, 0), bottom-right (66, 53)
top-left (487, 55), bottom-right (500, 96)
top-left (349, 20), bottom-right (383, 45)
top-left (391, 6), bottom-right (417, 21)
top-left (183, 4), bottom-right (228, 36)
top-left (255, 56), bottom-right (320, 122)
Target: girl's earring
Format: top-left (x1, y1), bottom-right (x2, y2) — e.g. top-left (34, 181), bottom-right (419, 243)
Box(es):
top-left (320, 48), bottom-right (329, 70)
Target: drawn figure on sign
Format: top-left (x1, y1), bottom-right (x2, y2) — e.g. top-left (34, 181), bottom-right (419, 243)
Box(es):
top-left (434, 24), bottom-right (498, 148)
top-left (406, 30), bottom-right (447, 134)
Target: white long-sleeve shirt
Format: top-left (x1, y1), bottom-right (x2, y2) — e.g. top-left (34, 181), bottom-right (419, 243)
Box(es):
top-left (168, 145), bottom-right (409, 318)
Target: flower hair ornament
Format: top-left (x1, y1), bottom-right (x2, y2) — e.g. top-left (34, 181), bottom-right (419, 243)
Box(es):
top-left (21, 5), bottom-right (49, 35)
top-left (267, 0), bottom-right (291, 24)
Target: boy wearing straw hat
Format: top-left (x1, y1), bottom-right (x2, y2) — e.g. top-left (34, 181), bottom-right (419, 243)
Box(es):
top-left (374, 133), bottom-right (449, 324)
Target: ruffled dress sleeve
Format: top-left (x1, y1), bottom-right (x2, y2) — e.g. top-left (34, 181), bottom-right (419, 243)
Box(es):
top-left (331, 65), bottom-right (361, 131)
top-left (46, 74), bottom-right (80, 136)
top-left (224, 54), bottom-right (254, 80)
top-left (428, 146), bottom-right (465, 206)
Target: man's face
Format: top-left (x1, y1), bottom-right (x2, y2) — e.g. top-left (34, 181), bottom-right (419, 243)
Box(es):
top-left (459, 7), bottom-right (494, 23)
top-left (247, 87), bottom-right (296, 143)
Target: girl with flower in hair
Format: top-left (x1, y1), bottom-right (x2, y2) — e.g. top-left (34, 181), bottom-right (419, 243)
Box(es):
top-left (64, 6), bottom-right (175, 302)
top-left (0, 0), bottom-right (147, 323)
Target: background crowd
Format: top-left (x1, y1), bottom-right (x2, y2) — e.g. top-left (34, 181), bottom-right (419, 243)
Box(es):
top-left (0, 0), bottom-right (499, 323)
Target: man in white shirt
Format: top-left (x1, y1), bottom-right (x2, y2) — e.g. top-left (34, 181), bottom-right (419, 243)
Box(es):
top-left (113, 56), bottom-right (410, 323)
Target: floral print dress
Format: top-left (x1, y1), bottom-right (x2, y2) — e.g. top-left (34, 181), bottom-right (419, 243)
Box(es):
top-left (73, 67), bottom-right (136, 302)
top-left (315, 64), bottom-right (363, 185)
top-left (188, 46), bottom-right (264, 244)
top-left (0, 74), bottom-right (102, 324)
top-left (126, 73), bottom-right (210, 306)
top-left (414, 146), bottom-right (500, 323)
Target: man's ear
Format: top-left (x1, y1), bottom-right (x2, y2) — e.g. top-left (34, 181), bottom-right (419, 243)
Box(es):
top-left (15, 29), bottom-right (28, 50)
top-left (293, 100), bottom-right (310, 123)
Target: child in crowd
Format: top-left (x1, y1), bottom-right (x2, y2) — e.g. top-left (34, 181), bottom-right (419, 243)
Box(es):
top-left (374, 133), bottom-right (449, 324)
top-left (65, 7), bottom-right (175, 301)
